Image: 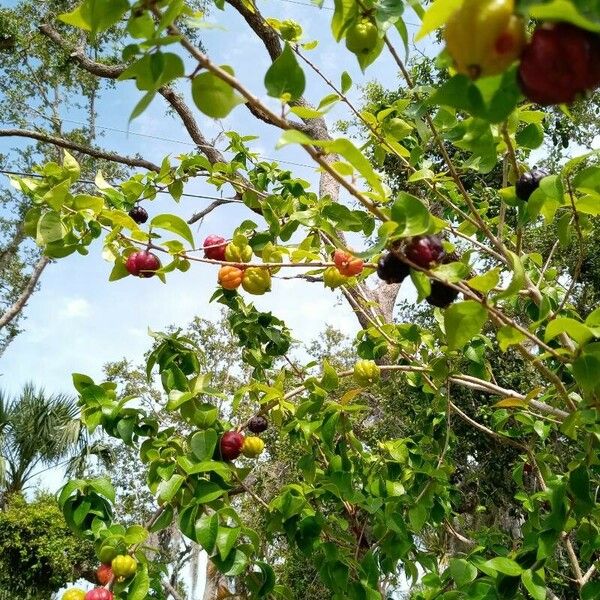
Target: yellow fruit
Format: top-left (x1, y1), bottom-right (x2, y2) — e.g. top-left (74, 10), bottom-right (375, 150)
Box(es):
top-left (261, 243), bottom-right (285, 274)
top-left (241, 267), bottom-right (271, 295)
top-left (225, 242), bottom-right (253, 263)
top-left (62, 590), bottom-right (86, 600)
top-left (218, 265), bottom-right (244, 290)
top-left (353, 360), bottom-right (381, 387)
top-left (111, 554), bottom-right (138, 579)
top-left (444, 0), bottom-right (526, 79)
top-left (242, 436), bottom-right (265, 458)
top-left (323, 267), bottom-right (350, 289)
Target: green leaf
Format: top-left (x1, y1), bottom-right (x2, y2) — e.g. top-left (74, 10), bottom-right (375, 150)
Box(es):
top-left (195, 513), bottom-right (219, 552)
top-left (191, 66), bottom-right (246, 118)
top-left (432, 261), bottom-right (471, 283)
top-left (575, 194), bottom-right (600, 216)
top-left (390, 192), bottom-right (431, 237)
top-left (572, 346), bottom-right (600, 393)
top-left (544, 318), bottom-right (593, 345)
top-left (326, 138), bottom-right (385, 199)
top-left (429, 75), bottom-right (485, 117)
top-left (157, 474), bottom-right (185, 504)
top-left (582, 581), bottom-right (600, 600)
top-left (124, 525), bottom-right (148, 545)
top-left (151, 213), bottom-right (195, 246)
top-left (321, 359), bottom-right (340, 392)
top-left (216, 526), bottom-right (241, 561)
top-left (416, 0), bottom-right (462, 40)
top-left (467, 267), bottom-right (501, 294)
top-left (341, 71), bottom-right (352, 93)
top-left (190, 429), bottom-right (218, 461)
top-left (212, 547), bottom-right (249, 576)
top-left (408, 503), bottom-right (427, 532)
top-left (484, 557), bottom-right (523, 576)
top-left (149, 505), bottom-right (174, 532)
top-left (410, 269), bottom-right (431, 301)
top-left (277, 134), bottom-right (385, 199)
top-left (497, 325), bottom-right (526, 352)
top-left (89, 477), bottom-right (115, 503)
top-left (529, 0), bottom-right (600, 33)
top-left (264, 43), bottom-right (306, 101)
top-left (63, 150), bottom-right (81, 182)
top-left (449, 558), bottom-right (478, 587)
top-left (521, 570), bottom-right (545, 600)
top-left (128, 565), bottom-right (150, 600)
top-left (195, 480), bottom-right (225, 503)
top-left (38, 211), bottom-right (66, 244)
top-left (59, 0), bottom-right (129, 36)
top-left (569, 465), bottom-right (594, 515)
top-left (495, 251), bottom-right (525, 300)
top-left (444, 301), bottom-right (488, 350)
top-left (516, 123), bottom-right (544, 149)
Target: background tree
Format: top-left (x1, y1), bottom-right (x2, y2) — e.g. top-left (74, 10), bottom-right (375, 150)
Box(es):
top-left (0, 491), bottom-right (96, 598)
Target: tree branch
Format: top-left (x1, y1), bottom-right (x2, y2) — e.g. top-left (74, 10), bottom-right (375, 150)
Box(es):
top-left (0, 255), bottom-right (50, 330)
top-left (38, 24), bottom-right (227, 168)
top-left (0, 128), bottom-right (160, 172)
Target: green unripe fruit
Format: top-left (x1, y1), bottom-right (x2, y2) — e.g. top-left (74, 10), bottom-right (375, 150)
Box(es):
top-left (345, 19), bottom-right (378, 55)
top-left (323, 266), bottom-right (350, 289)
top-left (225, 242), bottom-right (253, 263)
top-left (242, 267), bottom-right (271, 295)
top-left (353, 360), bottom-right (381, 387)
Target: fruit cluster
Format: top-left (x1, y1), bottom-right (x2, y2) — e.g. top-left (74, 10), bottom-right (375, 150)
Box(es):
top-left (444, 0), bottom-right (600, 105)
top-left (62, 553), bottom-right (138, 599)
top-left (206, 236), bottom-right (273, 295)
top-left (376, 236), bottom-right (459, 309)
top-left (218, 415), bottom-right (269, 461)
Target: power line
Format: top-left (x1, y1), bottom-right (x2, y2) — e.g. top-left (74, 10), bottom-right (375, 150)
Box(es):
top-left (58, 118), bottom-right (317, 170)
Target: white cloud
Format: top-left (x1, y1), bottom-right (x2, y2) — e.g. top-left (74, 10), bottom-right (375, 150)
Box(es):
top-left (60, 298), bottom-right (91, 319)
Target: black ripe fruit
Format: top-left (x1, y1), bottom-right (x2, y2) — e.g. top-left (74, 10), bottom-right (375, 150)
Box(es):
top-left (377, 252), bottom-right (410, 284)
top-left (128, 205), bottom-right (149, 224)
top-left (515, 168), bottom-right (547, 202)
top-left (426, 280), bottom-right (460, 309)
top-left (405, 236), bottom-right (445, 269)
top-left (248, 415), bottom-right (268, 434)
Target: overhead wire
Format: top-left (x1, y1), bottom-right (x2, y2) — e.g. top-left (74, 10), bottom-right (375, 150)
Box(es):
top-left (56, 118), bottom-right (317, 170)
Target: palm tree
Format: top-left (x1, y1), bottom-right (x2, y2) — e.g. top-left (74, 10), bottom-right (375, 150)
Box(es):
top-left (0, 382), bottom-right (98, 500)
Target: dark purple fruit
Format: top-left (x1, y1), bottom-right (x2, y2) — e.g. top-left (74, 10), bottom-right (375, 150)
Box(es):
top-left (518, 23), bottom-right (600, 106)
top-left (426, 280), bottom-right (460, 309)
top-left (515, 168), bottom-right (548, 202)
top-left (405, 236), bottom-right (445, 269)
top-left (376, 252), bottom-right (410, 284)
top-left (129, 205), bottom-right (149, 224)
top-left (248, 415), bottom-right (268, 434)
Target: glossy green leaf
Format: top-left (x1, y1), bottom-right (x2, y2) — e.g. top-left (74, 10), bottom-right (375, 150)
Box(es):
top-left (151, 214), bottom-right (195, 246)
top-left (191, 429), bottom-right (218, 461)
top-left (264, 43), bottom-right (306, 100)
top-left (444, 301), bottom-right (488, 350)
top-left (192, 66), bottom-right (246, 118)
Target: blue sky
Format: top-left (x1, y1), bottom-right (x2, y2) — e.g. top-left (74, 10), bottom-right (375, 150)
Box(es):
top-left (0, 1), bottom-right (429, 499)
